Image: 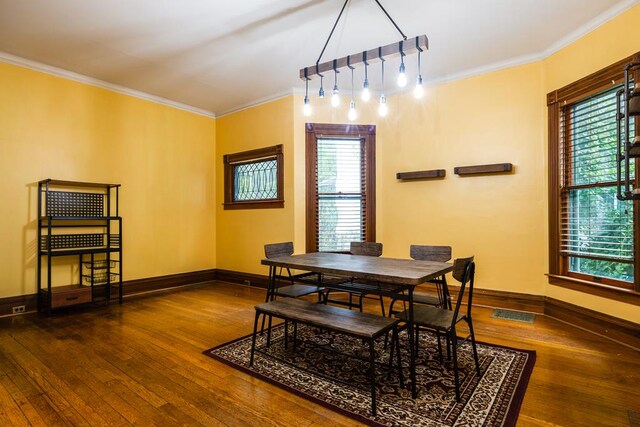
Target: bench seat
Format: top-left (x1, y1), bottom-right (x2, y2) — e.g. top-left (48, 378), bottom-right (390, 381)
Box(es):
top-left (250, 298), bottom-right (402, 416)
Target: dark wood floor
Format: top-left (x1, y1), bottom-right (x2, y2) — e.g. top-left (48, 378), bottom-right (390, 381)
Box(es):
top-left (0, 282), bottom-right (638, 426)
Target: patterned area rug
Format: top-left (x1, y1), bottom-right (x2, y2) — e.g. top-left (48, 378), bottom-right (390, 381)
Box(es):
top-left (204, 324), bottom-right (535, 426)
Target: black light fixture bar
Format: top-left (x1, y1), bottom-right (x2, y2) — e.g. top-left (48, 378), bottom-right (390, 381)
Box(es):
top-left (299, 34), bottom-right (428, 80)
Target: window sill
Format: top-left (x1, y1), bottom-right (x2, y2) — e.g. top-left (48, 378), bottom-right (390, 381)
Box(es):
top-left (547, 274), bottom-right (640, 306)
top-left (223, 200), bottom-right (284, 210)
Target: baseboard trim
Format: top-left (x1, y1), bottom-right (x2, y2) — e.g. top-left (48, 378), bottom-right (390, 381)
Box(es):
top-left (2, 268), bottom-right (638, 350)
top-left (544, 297), bottom-right (640, 350)
top-left (0, 269), bottom-right (217, 317)
top-left (215, 269), bottom-right (270, 289)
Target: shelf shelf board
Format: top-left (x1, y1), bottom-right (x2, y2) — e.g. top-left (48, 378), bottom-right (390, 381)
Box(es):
top-left (39, 179), bottom-right (121, 188)
top-left (40, 247), bottom-right (121, 256)
top-left (39, 284), bottom-right (90, 294)
top-left (41, 216), bottom-right (121, 221)
top-left (454, 163), bottom-right (513, 176)
top-left (396, 169), bottom-right (446, 180)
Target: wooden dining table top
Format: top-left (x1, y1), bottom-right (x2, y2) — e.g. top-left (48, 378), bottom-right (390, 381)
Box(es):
top-left (261, 252), bottom-right (452, 286)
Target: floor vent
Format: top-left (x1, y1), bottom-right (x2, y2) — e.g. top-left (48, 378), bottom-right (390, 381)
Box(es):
top-left (491, 309), bottom-right (535, 324)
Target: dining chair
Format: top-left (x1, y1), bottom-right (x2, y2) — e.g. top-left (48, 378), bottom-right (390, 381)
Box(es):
top-left (397, 256), bottom-right (482, 402)
top-left (264, 242), bottom-right (323, 301)
top-left (388, 245), bottom-right (452, 316)
top-left (323, 242), bottom-right (386, 314)
top-left (262, 242), bottom-right (324, 339)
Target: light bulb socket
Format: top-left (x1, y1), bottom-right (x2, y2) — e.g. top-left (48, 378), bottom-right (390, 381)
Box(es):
top-left (399, 62), bottom-right (405, 74)
top-left (319, 87), bottom-right (325, 98)
top-left (417, 75), bottom-right (423, 85)
top-left (333, 85), bottom-right (339, 95)
top-left (363, 79), bottom-right (369, 89)
top-left (304, 96), bottom-right (310, 105)
top-left (380, 94), bottom-right (387, 104)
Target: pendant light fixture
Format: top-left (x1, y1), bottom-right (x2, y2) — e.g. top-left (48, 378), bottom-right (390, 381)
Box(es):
top-left (303, 69), bottom-right (312, 117)
top-left (348, 63), bottom-right (357, 121)
top-left (331, 60), bottom-right (340, 107)
top-left (397, 41), bottom-right (407, 88)
top-left (414, 44), bottom-right (424, 99)
top-left (361, 51), bottom-right (371, 102)
top-left (378, 48), bottom-right (388, 117)
top-left (299, 0), bottom-right (428, 118)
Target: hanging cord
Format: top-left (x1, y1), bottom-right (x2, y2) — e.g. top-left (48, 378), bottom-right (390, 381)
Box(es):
top-left (374, 0), bottom-right (408, 40)
top-left (316, 0), bottom-right (350, 65)
top-left (316, 0), bottom-right (408, 66)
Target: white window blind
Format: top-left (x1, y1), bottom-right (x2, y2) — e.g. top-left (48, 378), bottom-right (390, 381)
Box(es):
top-left (316, 138), bottom-right (366, 252)
top-left (560, 85), bottom-right (635, 282)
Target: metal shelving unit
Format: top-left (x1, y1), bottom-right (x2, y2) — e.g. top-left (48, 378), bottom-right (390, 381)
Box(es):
top-left (37, 179), bottom-right (123, 314)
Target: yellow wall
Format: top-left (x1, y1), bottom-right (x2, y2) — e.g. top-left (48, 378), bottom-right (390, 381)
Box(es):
top-left (215, 97), bottom-right (296, 276)
top-left (0, 62), bottom-right (216, 298)
top-left (291, 62), bottom-right (547, 299)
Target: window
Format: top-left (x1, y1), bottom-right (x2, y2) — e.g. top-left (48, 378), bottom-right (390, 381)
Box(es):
top-left (305, 124), bottom-right (375, 252)
top-left (223, 144), bottom-right (284, 210)
top-left (548, 52), bottom-right (640, 304)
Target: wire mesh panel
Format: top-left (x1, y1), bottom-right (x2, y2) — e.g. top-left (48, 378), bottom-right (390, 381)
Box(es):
top-left (46, 191), bottom-right (104, 217)
top-left (41, 233), bottom-right (105, 250)
top-left (233, 159), bottom-right (278, 201)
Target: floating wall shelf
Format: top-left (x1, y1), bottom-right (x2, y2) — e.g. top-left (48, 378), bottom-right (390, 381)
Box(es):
top-left (454, 163), bottom-right (513, 176)
top-left (396, 169), bottom-right (446, 180)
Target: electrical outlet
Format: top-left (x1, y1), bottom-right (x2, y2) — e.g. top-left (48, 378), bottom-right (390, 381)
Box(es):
top-left (12, 305), bottom-right (25, 314)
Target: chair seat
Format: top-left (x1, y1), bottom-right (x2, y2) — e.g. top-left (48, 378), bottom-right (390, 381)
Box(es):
top-left (397, 305), bottom-right (465, 331)
top-left (275, 284), bottom-right (322, 298)
top-left (392, 291), bottom-right (441, 306)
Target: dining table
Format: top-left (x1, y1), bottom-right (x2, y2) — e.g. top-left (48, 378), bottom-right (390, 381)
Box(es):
top-left (261, 251), bottom-right (453, 399)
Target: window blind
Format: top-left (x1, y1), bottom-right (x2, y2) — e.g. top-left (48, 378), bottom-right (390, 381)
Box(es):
top-left (560, 85), bottom-right (635, 282)
top-left (316, 138), bottom-right (366, 252)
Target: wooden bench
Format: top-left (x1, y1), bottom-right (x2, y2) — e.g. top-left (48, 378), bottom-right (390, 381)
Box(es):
top-left (249, 298), bottom-right (403, 416)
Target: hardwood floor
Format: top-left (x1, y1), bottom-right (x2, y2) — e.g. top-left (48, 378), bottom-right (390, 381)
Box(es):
top-left (0, 282), bottom-right (638, 426)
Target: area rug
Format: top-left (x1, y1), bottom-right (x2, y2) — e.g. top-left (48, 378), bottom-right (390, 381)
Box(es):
top-left (203, 324), bottom-right (535, 426)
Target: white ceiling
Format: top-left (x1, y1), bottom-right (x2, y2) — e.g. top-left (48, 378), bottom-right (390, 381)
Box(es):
top-left (0, 0), bottom-right (636, 116)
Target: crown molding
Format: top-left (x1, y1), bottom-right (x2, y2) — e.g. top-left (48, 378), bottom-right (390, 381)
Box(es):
top-left (215, 89), bottom-right (295, 117)
top-left (541, 0), bottom-right (639, 58)
top-left (0, 51), bottom-right (216, 118)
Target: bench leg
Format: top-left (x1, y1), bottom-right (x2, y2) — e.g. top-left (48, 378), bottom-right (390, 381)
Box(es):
top-left (249, 311), bottom-right (260, 367)
top-left (293, 321), bottom-right (298, 351)
top-left (369, 339), bottom-right (377, 416)
top-left (284, 320), bottom-right (289, 349)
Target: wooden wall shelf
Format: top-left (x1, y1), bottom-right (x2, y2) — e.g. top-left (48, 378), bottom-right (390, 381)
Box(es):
top-left (454, 163), bottom-right (513, 176)
top-left (396, 169), bottom-right (446, 180)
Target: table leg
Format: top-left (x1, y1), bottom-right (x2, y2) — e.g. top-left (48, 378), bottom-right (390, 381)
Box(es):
top-left (407, 287), bottom-right (417, 398)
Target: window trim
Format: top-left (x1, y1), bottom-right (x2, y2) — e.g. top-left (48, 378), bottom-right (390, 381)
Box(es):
top-left (305, 123), bottom-right (376, 253)
top-left (547, 52), bottom-right (640, 304)
top-left (223, 144), bottom-right (284, 210)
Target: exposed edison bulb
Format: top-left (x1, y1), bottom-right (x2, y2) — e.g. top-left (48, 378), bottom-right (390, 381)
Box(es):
top-left (331, 85), bottom-right (340, 107)
top-left (361, 80), bottom-right (371, 102)
top-left (397, 62), bottom-right (407, 88)
top-left (378, 94), bottom-right (388, 117)
top-left (414, 75), bottom-right (424, 99)
top-left (348, 100), bottom-right (357, 121)
top-left (303, 97), bottom-right (312, 117)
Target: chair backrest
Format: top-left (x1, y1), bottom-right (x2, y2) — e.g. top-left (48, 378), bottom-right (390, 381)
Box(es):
top-left (350, 241), bottom-right (383, 257)
top-left (409, 245), bottom-right (452, 262)
top-left (264, 242), bottom-right (294, 259)
top-left (451, 256), bottom-right (475, 324)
